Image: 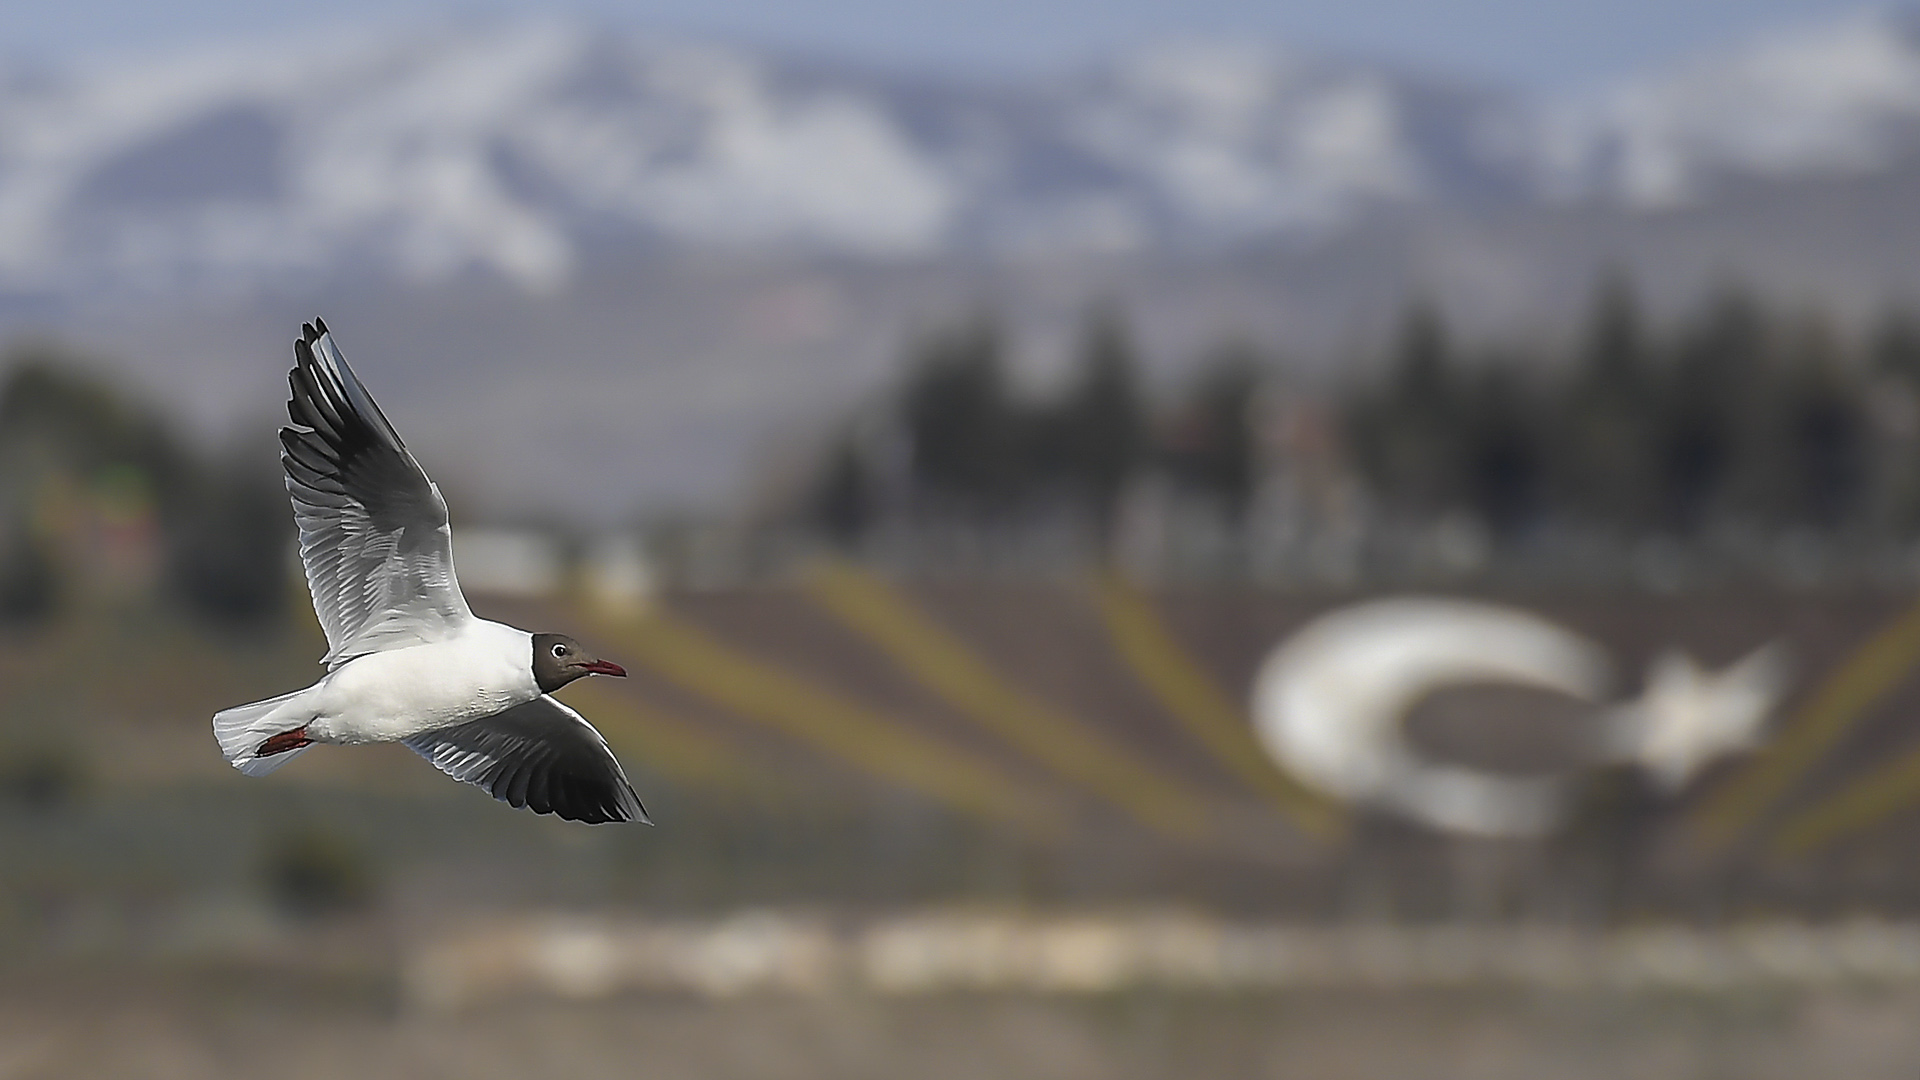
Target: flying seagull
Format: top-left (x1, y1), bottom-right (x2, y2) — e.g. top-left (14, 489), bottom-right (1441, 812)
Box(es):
top-left (213, 319), bottom-right (647, 825)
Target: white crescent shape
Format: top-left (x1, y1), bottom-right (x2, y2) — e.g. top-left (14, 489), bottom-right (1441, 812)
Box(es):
top-left (1250, 598), bottom-right (1613, 837)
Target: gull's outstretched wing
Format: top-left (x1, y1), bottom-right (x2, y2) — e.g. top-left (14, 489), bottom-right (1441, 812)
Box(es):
top-left (281, 319), bottom-right (471, 666)
top-left (402, 695), bottom-right (648, 825)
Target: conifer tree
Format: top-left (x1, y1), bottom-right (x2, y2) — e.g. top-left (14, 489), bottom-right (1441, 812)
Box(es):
top-left (1655, 291), bottom-right (1761, 531)
top-left (900, 317), bottom-right (1019, 516)
top-left (1163, 345), bottom-right (1262, 521)
top-left (1460, 361), bottom-right (1541, 537)
top-left (1345, 300), bottom-right (1461, 521)
top-left (1561, 273), bottom-right (1656, 529)
top-left (1052, 306), bottom-right (1146, 536)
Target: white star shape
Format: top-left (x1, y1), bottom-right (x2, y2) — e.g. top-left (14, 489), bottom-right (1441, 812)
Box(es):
top-left (1604, 645), bottom-right (1787, 792)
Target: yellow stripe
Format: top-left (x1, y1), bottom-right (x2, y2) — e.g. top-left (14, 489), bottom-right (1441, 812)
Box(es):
top-left (1090, 575), bottom-right (1344, 839)
top-left (1691, 597), bottom-right (1920, 846)
top-left (801, 561), bottom-right (1215, 842)
top-left (1771, 741), bottom-right (1920, 855)
top-left (586, 609), bottom-right (1068, 835)
top-left (561, 678), bottom-right (776, 794)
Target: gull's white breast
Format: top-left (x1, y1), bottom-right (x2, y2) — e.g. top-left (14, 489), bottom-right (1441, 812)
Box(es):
top-left (304, 619), bottom-right (537, 744)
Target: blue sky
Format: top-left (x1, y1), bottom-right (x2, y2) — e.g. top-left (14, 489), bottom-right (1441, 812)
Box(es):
top-left (0, 0), bottom-right (1893, 92)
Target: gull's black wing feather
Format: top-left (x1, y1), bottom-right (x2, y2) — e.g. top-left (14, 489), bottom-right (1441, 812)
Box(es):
top-left (402, 695), bottom-right (648, 825)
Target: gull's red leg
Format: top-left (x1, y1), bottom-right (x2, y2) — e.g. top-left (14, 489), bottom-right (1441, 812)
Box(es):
top-left (256, 727), bottom-right (312, 757)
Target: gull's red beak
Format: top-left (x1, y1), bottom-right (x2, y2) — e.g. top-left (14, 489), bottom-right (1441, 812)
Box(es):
top-left (581, 660), bottom-right (627, 677)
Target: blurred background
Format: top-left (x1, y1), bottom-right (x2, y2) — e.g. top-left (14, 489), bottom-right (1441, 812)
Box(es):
top-left (13, 1), bottom-right (1920, 1076)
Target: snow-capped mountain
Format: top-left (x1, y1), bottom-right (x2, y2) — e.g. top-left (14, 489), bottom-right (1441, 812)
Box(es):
top-left (0, 21), bottom-right (1542, 297)
top-left (11, 13), bottom-right (1920, 300)
top-left (1545, 11), bottom-right (1920, 207)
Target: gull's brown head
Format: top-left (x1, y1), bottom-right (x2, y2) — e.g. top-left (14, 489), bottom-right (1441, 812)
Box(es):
top-left (532, 633), bottom-right (628, 693)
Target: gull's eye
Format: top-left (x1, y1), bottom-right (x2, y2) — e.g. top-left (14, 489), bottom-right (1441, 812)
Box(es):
top-left (551, 643), bottom-right (569, 658)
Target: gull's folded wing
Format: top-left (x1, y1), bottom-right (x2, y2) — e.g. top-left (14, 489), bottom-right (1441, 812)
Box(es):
top-left (402, 695), bottom-right (648, 825)
top-left (281, 319), bottom-right (471, 665)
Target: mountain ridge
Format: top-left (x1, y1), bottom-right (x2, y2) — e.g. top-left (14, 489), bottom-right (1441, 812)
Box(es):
top-left (9, 14), bottom-right (1918, 300)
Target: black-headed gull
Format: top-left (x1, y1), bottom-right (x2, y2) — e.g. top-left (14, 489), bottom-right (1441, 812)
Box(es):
top-left (213, 319), bottom-right (647, 825)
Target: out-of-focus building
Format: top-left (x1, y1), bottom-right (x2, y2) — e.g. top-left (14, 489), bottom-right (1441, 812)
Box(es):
top-left (451, 528), bottom-right (565, 598)
top-left (582, 534), bottom-right (655, 613)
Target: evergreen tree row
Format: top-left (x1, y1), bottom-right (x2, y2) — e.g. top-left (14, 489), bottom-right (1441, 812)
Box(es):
top-left (807, 308), bottom-right (1262, 545)
top-left (807, 280), bottom-right (1920, 550)
top-left (1349, 282), bottom-right (1920, 539)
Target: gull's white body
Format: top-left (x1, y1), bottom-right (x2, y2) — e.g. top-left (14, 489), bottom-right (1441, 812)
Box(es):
top-left (298, 620), bottom-right (537, 745)
top-left (217, 618), bottom-right (542, 773)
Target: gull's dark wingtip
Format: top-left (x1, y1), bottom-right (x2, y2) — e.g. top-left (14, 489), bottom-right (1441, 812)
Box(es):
top-left (562, 783), bottom-right (649, 826)
top-left (492, 765), bottom-right (649, 826)
top-left (555, 777), bottom-right (648, 826)
top-left (314, 315), bottom-right (332, 337)
top-left (620, 784), bottom-right (652, 826)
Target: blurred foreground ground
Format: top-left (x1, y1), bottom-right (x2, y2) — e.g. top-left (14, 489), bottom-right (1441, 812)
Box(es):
top-left (7, 973), bottom-right (1920, 1080)
top-left (7, 576), bottom-right (1920, 1074)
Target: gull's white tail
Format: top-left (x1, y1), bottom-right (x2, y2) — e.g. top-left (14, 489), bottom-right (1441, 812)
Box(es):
top-left (213, 689), bottom-right (314, 776)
